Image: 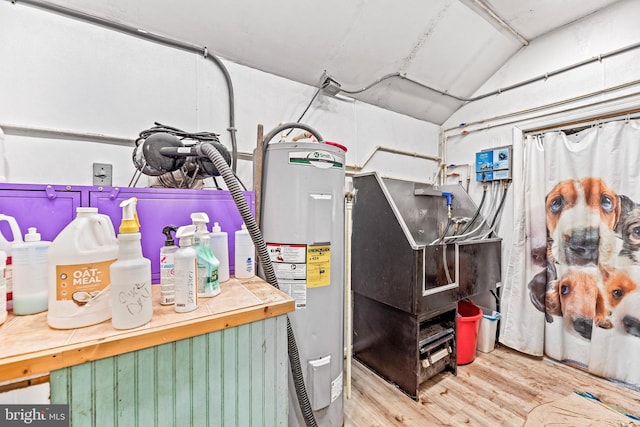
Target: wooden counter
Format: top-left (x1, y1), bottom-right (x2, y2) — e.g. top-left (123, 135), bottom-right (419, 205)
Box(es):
top-left (0, 276), bottom-right (294, 383)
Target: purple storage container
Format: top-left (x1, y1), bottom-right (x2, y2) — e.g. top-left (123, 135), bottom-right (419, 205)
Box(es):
top-left (89, 186), bottom-right (254, 283)
top-left (0, 183), bottom-right (255, 284)
top-left (0, 183), bottom-right (84, 242)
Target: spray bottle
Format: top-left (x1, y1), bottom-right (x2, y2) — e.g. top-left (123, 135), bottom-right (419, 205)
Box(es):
top-left (191, 213), bottom-right (220, 297)
top-left (110, 198), bottom-right (153, 330)
top-left (210, 222), bottom-right (230, 283)
top-left (160, 225), bottom-right (178, 305)
top-left (174, 225), bottom-right (198, 313)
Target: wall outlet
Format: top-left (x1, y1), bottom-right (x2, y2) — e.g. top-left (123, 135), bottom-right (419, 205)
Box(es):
top-left (93, 163), bottom-right (112, 186)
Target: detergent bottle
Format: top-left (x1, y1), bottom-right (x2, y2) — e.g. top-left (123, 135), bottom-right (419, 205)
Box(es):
top-left (159, 225), bottom-right (178, 305)
top-left (0, 214), bottom-right (23, 311)
top-left (196, 233), bottom-right (220, 298)
top-left (47, 207), bottom-right (118, 329)
top-left (210, 222), bottom-right (230, 283)
top-left (110, 198), bottom-right (153, 330)
top-left (191, 213), bottom-right (220, 297)
top-left (174, 225), bottom-right (198, 313)
top-left (12, 227), bottom-right (51, 315)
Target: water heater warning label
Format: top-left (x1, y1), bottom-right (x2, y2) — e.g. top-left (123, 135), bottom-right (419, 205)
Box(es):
top-left (307, 245), bottom-right (330, 288)
top-left (267, 243), bottom-right (308, 309)
top-left (266, 243), bottom-right (332, 307)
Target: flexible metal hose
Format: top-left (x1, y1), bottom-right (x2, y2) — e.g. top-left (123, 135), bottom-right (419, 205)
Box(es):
top-left (200, 142), bottom-right (318, 427)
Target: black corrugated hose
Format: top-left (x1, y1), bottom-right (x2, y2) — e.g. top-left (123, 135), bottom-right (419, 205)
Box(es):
top-left (200, 142), bottom-right (318, 427)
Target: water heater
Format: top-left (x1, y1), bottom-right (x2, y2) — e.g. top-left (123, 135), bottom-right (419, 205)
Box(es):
top-left (260, 141), bottom-right (345, 426)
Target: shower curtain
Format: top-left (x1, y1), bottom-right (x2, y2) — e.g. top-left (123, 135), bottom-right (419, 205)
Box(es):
top-left (501, 119), bottom-right (640, 388)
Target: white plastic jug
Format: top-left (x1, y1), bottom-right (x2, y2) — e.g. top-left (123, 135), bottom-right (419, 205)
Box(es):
top-left (0, 214), bottom-right (23, 311)
top-left (47, 207), bottom-right (118, 329)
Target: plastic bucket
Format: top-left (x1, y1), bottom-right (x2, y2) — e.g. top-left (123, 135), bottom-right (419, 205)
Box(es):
top-left (477, 307), bottom-right (501, 353)
top-left (456, 300), bottom-right (483, 365)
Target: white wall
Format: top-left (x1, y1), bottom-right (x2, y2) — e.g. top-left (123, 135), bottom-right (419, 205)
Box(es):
top-left (442, 0), bottom-right (640, 308)
top-left (0, 2), bottom-right (440, 189)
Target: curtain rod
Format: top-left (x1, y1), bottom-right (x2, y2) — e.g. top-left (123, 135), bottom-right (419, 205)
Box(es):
top-left (526, 107), bottom-right (640, 135)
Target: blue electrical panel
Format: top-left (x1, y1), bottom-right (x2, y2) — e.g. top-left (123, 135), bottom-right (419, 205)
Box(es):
top-left (475, 146), bottom-right (512, 182)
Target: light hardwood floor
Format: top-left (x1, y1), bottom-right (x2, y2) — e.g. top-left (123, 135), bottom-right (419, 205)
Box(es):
top-left (343, 345), bottom-right (640, 426)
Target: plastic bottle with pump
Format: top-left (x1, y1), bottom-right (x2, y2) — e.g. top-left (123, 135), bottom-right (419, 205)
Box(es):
top-left (210, 222), bottom-right (230, 283)
top-left (160, 225), bottom-right (178, 305)
top-left (110, 198), bottom-right (153, 330)
top-left (0, 251), bottom-right (6, 325)
top-left (47, 207), bottom-right (118, 329)
top-left (234, 223), bottom-right (255, 279)
top-left (12, 227), bottom-right (50, 315)
top-left (0, 214), bottom-right (23, 311)
top-left (174, 225), bottom-right (198, 313)
top-left (191, 213), bottom-right (220, 298)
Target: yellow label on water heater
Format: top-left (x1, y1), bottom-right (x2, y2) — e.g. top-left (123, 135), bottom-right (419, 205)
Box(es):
top-left (306, 245), bottom-right (330, 288)
top-left (55, 259), bottom-right (116, 303)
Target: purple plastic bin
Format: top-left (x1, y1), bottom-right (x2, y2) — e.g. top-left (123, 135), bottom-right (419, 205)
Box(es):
top-left (0, 183), bottom-right (255, 283)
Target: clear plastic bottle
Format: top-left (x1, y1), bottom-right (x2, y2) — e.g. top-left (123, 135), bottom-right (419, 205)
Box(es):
top-left (210, 222), bottom-right (230, 283)
top-left (12, 227), bottom-right (50, 315)
top-left (47, 207), bottom-right (118, 329)
top-left (174, 225), bottom-right (198, 313)
top-left (110, 198), bottom-right (153, 330)
top-left (234, 223), bottom-right (255, 279)
top-left (159, 226), bottom-right (178, 305)
top-left (0, 251), bottom-right (6, 325)
top-left (196, 234), bottom-right (220, 298)
top-left (0, 214), bottom-right (23, 311)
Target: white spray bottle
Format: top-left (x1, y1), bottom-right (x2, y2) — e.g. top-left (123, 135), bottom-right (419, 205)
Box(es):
top-left (110, 197), bottom-right (153, 330)
top-left (159, 225), bottom-right (178, 305)
top-left (191, 213), bottom-right (220, 297)
top-left (174, 225), bottom-right (198, 313)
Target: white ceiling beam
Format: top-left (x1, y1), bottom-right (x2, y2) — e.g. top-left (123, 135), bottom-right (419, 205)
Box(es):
top-left (466, 0), bottom-right (529, 46)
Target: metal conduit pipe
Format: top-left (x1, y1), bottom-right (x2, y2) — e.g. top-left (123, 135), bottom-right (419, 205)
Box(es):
top-left (10, 0), bottom-right (239, 173)
top-left (346, 145), bottom-right (441, 173)
top-left (444, 86), bottom-right (640, 136)
top-left (338, 41), bottom-right (640, 104)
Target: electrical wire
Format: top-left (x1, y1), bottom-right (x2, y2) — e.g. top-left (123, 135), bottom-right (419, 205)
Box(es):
top-left (135, 122), bottom-right (221, 146)
top-left (285, 87), bottom-right (322, 137)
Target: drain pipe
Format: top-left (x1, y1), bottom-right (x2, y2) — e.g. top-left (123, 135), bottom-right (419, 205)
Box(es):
top-left (9, 0), bottom-right (239, 173)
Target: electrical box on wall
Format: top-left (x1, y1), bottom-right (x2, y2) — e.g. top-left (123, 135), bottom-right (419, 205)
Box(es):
top-left (475, 146), bottom-right (512, 182)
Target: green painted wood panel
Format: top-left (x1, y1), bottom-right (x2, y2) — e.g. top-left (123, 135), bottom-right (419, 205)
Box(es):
top-left (50, 316), bottom-right (288, 427)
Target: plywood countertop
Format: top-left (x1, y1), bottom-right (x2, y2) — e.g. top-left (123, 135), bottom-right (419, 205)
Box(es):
top-left (0, 277), bottom-right (294, 383)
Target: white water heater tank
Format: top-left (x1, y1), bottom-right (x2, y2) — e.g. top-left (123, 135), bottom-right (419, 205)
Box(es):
top-left (260, 141), bottom-right (346, 427)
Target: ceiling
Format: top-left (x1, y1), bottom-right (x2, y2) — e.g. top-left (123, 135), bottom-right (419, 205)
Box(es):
top-left (40, 0), bottom-right (621, 124)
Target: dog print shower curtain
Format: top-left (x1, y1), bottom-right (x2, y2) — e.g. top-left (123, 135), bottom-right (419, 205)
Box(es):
top-left (501, 119), bottom-right (640, 388)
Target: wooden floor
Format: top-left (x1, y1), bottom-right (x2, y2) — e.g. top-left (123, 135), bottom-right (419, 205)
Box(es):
top-left (344, 345), bottom-right (640, 426)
